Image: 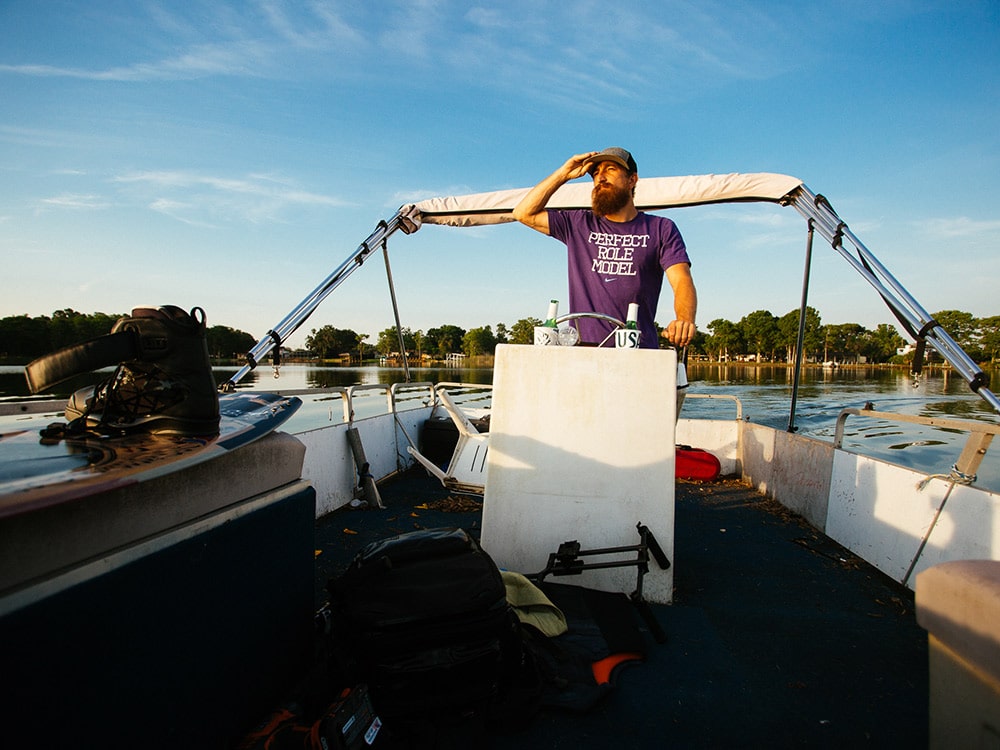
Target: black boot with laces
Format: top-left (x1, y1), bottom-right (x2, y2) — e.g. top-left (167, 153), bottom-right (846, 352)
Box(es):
top-left (27, 305), bottom-right (220, 437)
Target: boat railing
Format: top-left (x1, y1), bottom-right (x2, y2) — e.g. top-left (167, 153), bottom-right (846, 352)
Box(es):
top-left (388, 381), bottom-right (439, 411)
top-left (267, 382), bottom-right (436, 430)
top-left (433, 382), bottom-right (493, 414)
top-left (272, 382), bottom-right (488, 428)
top-left (0, 383), bottom-right (485, 433)
top-left (834, 407), bottom-right (1000, 485)
top-left (682, 393), bottom-right (743, 421)
top-left (346, 381), bottom-right (436, 424)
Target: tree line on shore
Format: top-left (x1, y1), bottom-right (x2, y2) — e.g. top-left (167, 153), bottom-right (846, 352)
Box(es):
top-left (3, 307), bottom-right (999, 365)
top-left (0, 309), bottom-right (256, 361)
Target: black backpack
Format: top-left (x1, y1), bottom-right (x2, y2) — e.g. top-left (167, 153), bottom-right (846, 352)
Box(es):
top-left (325, 527), bottom-right (537, 732)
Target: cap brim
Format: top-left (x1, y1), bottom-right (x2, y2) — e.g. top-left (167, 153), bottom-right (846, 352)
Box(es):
top-left (583, 154), bottom-right (630, 174)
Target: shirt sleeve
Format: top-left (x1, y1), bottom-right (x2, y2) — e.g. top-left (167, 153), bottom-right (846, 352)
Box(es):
top-left (659, 219), bottom-right (690, 270)
top-left (546, 209), bottom-right (571, 243)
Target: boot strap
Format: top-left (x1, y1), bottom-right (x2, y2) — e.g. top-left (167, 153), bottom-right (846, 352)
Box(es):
top-left (24, 331), bottom-right (138, 394)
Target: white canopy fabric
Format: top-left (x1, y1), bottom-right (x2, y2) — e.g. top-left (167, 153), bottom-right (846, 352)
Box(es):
top-left (412, 172), bottom-right (803, 228)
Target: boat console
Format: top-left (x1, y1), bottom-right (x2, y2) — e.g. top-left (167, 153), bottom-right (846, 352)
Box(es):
top-left (481, 344), bottom-right (677, 603)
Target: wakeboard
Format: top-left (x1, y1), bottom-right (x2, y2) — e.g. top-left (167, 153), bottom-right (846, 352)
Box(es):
top-left (0, 391), bottom-right (301, 517)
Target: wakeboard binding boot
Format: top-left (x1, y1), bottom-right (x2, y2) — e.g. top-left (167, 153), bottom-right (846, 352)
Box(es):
top-left (26, 305), bottom-right (221, 437)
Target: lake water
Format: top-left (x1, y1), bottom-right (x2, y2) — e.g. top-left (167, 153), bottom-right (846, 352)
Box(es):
top-left (3, 361), bottom-right (999, 492)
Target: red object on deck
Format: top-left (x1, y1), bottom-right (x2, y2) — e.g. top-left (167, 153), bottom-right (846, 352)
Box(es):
top-left (676, 446), bottom-right (721, 481)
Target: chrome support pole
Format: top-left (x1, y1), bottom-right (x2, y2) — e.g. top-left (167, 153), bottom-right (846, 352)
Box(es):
top-left (221, 210), bottom-right (406, 390)
top-left (787, 186), bottom-right (1000, 415)
top-left (382, 239), bottom-right (410, 383)
top-left (788, 219), bottom-right (816, 432)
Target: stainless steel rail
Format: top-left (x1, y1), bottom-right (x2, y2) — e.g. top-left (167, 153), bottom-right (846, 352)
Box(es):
top-left (789, 186), bottom-right (1000, 415)
top-left (834, 406), bottom-right (1000, 481)
top-left (221, 210), bottom-right (409, 391)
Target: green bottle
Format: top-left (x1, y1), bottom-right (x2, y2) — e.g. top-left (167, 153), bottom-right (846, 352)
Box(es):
top-left (544, 300), bottom-right (559, 328)
top-left (616, 302), bottom-right (641, 348)
top-left (625, 303), bottom-right (639, 330)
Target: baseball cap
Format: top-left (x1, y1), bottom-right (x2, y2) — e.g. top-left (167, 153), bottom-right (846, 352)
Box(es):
top-left (584, 147), bottom-right (637, 175)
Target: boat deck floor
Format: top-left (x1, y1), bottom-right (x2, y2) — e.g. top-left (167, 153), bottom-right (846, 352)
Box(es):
top-left (312, 469), bottom-right (928, 749)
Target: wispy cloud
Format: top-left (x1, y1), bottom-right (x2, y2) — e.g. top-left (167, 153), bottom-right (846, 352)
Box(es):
top-left (690, 205), bottom-right (796, 227)
top-left (115, 170), bottom-right (347, 205)
top-left (147, 198), bottom-right (218, 228)
top-left (380, 2), bottom-right (789, 117)
top-left (257, 0), bottom-right (366, 51)
top-left (114, 169), bottom-right (352, 224)
top-left (0, 125), bottom-right (92, 149)
top-left (37, 194), bottom-right (112, 210)
top-left (28, 170), bottom-right (351, 226)
top-left (0, 1), bottom-right (370, 83)
top-left (917, 216), bottom-right (1000, 239)
top-left (0, 1), bottom-right (787, 108)
top-left (0, 38), bottom-right (276, 81)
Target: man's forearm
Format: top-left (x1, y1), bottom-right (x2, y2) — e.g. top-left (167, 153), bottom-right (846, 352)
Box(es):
top-left (512, 168), bottom-right (569, 232)
top-left (674, 277), bottom-right (697, 324)
top-left (663, 263), bottom-right (698, 347)
top-left (513, 152), bottom-right (597, 233)
top-left (513, 170), bottom-right (564, 216)
top-left (666, 263), bottom-right (697, 323)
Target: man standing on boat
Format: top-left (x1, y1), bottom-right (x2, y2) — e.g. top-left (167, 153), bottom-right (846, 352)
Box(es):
top-left (513, 147), bottom-right (697, 350)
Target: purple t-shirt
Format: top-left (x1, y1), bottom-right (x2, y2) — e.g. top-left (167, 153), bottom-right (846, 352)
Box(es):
top-left (547, 209), bottom-right (690, 348)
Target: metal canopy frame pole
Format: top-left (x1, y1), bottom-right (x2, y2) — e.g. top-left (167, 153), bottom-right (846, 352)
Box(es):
top-left (382, 240), bottom-right (411, 383)
top-left (787, 219), bottom-right (816, 432)
top-left (221, 209), bottom-right (407, 391)
top-left (786, 186), bottom-right (1000, 415)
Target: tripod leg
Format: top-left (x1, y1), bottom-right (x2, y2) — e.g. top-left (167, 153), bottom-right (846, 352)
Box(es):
top-left (637, 523), bottom-right (671, 570)
top-left (631, 593), bottom-right (668, 644)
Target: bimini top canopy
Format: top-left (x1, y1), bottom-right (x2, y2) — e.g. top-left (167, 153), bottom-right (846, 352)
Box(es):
top-left (226, 170), bottom-right (999, 418)
top-left (414, 172), bottom-right (804, 227)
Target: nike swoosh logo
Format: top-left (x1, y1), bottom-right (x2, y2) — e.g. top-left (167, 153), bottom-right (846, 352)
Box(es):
top-left (603, 277), bottom-right (617, 282)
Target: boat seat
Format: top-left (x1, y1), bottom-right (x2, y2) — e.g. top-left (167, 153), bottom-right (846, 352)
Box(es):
top-left (407, 388), bottom-right (488, 494)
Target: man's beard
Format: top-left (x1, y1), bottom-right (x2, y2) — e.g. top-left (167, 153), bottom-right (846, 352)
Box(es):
top-left (591, 182), bottom-right (631, 217)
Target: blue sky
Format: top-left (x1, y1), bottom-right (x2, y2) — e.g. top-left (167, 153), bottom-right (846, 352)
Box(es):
top-left (2, 1), bottom-right (999, 349)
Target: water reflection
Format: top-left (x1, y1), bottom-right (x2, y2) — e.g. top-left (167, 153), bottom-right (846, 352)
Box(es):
top-left (206, 364), bottom-right (494, 391)
top-left (4, 362), bottom-right (996, 428)
top-left (684, 363), bottom-right (1000, 427)
top-left (0, 363), bottom-right (494, 398)
top-left (5, 362), bottom-right (996, 425)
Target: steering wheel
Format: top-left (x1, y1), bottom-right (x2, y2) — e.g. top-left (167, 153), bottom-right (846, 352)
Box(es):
top-left (555, 312), bottom-right (689, 358)
top-left (555, 312), bottom-right (626, 347)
